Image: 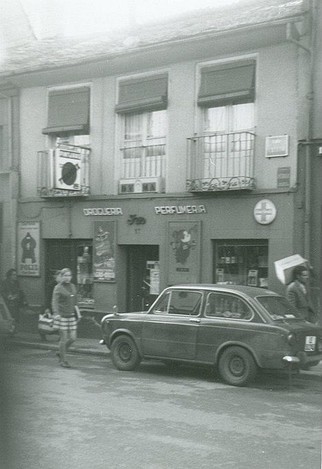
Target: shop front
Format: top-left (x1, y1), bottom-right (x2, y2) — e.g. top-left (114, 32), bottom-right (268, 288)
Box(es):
top-left (17, 192), bottom-right (296, 319)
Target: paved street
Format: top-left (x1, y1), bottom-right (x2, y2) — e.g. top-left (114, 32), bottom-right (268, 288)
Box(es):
top-left (1, 345), bottom-right (321, 469)
top-left (1, 348), bottom-right (322, 469)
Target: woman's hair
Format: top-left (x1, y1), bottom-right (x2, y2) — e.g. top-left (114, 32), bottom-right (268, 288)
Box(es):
top-left (292, 265), bottom-right (308, 281)
top-left (60, 268), bottom-right (72, 277)
top-left (57, 268), bottom-right (72, 282)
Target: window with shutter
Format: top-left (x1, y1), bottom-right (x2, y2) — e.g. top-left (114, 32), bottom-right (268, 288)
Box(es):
top-left (198, 60), bottom-right (255, 107)
top-left (116, 74), bottom-right (168, 114)
top-left (42, 87), bottom-right (90, 135)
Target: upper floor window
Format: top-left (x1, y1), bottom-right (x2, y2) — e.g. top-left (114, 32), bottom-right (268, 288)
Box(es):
top-left (196, 60), bottom-right (256, 183)
top-left (116, 74), bottom-right (168, 181)
top-left (123, 110), bottom-right (166, 158)
top-left (42, 86), bottom-right (90, 147)
top-left (198, 60), bottom-right (256, 134)
top-left (203, 102), bottom-right (254, 135)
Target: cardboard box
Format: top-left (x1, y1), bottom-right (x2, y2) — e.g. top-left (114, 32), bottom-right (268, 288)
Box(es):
top-left (274, 254), bottom-right (308, 285)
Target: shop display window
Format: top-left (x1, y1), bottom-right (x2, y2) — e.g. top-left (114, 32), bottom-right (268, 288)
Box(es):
top-left (77, 245), bottom-right (94, 307)
top-left (214, 240), bottom-right (268, 288)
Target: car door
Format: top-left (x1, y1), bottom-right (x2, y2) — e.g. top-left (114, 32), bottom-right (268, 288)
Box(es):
top-left (196, 291), bottom-right (260, 363)
top-left (141, 289), bottom-right (203, 360)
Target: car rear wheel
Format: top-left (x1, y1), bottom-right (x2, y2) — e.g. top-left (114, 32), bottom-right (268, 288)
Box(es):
top-left (111, 335), bottom-right (141, 371)
top-left (218, 346), bottom-right (257, 387)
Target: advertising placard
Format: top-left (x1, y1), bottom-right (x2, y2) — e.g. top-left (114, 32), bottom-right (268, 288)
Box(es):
top-left (17, 221), bottom-right (40, 276)
top-left (168, 221), bottom-right (201, 284)
top-left (93, 221), bottom-right (116, 282)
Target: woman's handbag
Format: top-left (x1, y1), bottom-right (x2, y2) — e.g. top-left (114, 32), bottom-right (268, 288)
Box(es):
top-left (38, 311), bottom-right (60, 334)
top-left (74, 305), bottom-right (82, 322)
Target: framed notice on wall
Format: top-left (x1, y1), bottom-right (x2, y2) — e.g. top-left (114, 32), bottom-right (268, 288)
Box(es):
top-left (93, 221), bottom-right (116, 282)
top-left (265, 135), bottom-right (289, 158)
top-left (17, 221), bottom-right (40, 276)
top-left (167, 221), bottom-right (201, 285)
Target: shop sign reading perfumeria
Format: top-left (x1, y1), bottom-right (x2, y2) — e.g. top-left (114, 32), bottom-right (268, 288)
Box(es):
top-left (154, 205), bottom-right (207, 215)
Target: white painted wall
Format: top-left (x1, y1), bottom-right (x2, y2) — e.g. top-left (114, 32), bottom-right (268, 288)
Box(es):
top-left (18, 40), bottom-right (306, 197)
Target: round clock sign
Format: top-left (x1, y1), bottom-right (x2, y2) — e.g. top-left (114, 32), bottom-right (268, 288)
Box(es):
top-left (60, 161), bottom-right (78, 186)
top-left (253, 199), bottom-right (277, 225)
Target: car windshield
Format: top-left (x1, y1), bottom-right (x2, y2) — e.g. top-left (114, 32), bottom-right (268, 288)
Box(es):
top-left (256, 295), bottom-right (303, 321)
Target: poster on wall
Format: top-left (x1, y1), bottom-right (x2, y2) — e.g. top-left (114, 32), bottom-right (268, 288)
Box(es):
top-left (93, 221), bottom-right (116, 282)
top-left (17, 221), bottom-right (40, 276)
top-left (168, 221), bottom-right (201, 285)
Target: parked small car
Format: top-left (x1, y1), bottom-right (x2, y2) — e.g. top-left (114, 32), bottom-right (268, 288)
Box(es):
top-left (100, 284), bottom-right (322, 386)
top-left (0, 294), bottom-right (16, 337)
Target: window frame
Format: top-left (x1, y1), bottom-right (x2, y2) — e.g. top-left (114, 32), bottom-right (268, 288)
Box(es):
top-left (151, 290), bottom-right (203, 317)
top-left (205, 292), bottom-right (255, 321)
top-left (198, 59), bottom-right (256, 108)
top-left (42, 84), bottom-right (91, 138)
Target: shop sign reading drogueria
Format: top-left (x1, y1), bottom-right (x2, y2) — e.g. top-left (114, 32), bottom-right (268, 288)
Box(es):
top-left (83, 207), bottom-right (123, 216)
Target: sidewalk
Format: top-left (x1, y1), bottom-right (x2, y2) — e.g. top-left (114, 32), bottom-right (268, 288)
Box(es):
top-left (7, 332), bottom-right (322, 381)
top-left (9, 331), bottom-right (110, 357)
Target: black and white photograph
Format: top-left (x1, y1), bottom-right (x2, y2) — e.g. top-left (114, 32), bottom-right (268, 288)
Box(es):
top-left (0, 0), bottom-right (321, 468)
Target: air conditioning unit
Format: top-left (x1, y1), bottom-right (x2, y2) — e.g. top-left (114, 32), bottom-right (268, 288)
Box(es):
top-left (52, 147), bottom-right (83, 191)
top-left (119, 177), bottom-right (164, 194)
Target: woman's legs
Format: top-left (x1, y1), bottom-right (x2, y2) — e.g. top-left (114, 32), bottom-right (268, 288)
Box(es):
top-left (66, 330), bottom-right (77, 351)
top-left (58, 329), bottom-right (77, 366)
top-left (58, 329), bottom-right (69, 363)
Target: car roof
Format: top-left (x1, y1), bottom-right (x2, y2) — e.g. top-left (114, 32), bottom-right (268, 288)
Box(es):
top-left (167, 284), bottom-right (280, 298)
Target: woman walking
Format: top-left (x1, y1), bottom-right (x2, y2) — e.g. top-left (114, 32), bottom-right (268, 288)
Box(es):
top-left (52, 268), bottom-right (79, 368)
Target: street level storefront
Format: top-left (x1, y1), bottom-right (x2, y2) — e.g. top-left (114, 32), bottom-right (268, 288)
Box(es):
top-left (17, 192), bottom-right (296, 316)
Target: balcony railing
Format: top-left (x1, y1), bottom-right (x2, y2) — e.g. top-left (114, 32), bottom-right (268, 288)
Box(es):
top-left (37, 144), bottom-right (91, 197)
top-left (186, 131), bottom-right (255, 192)
top-left (120, 138), bottom-right (166, 179)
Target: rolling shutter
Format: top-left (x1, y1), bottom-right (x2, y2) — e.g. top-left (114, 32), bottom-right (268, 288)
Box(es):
top-left (42, 87), bottom-right (90, 134)
top-left (198, 61), bottom-right (255, 107)
top-left (116, 74), bottom-right (168, 114)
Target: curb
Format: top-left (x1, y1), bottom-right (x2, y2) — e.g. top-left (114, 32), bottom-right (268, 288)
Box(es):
top-left (8, 338), bottom-right (322, 382)
top-left (10, 338), bottom-right (110, 357)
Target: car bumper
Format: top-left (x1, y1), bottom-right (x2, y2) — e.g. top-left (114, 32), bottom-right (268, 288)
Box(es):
top-left (283, 352), bottom-right (322, 368)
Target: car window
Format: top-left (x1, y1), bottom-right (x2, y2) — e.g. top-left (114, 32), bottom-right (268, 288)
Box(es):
top-left (205, 292), bottom-right (253, 320)
top-left (168, 291), bottom-right (202, 316)
top-left (151, 290), bottom-right (202, 316)
top-left (256, 295), bottom-right (302, 320)
top-left (151, 292), bottom-right (171, 314)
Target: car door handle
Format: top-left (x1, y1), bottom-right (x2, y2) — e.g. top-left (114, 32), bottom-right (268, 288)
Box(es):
top-left (189, 318), bottom-right (200, 323)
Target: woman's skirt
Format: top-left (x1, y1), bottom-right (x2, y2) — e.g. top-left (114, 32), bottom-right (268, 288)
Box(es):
top-left (55, 315), bottom-right (77, 332)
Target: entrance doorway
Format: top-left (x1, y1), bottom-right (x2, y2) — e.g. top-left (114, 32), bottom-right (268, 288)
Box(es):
top-left (127, 245), bottom-right (159, 311)
top-left (45, 240), bottom-right (94, 309)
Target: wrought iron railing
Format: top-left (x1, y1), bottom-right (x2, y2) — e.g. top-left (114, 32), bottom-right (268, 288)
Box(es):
top-left (186, 131), bottom-right (255, 192)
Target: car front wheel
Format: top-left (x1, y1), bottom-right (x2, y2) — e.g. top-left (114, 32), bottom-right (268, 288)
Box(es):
top-left (111, 335), bottom-right (141, 371)
top-left (218, 346), bottom-right (257, 387)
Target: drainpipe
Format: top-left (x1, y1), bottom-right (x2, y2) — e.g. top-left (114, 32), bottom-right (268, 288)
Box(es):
top-left (286, 5), bottom-right (314, 261)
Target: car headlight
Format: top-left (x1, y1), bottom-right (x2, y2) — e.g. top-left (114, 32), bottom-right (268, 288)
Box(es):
top-left (287, 333), bottom-right (296, 345)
